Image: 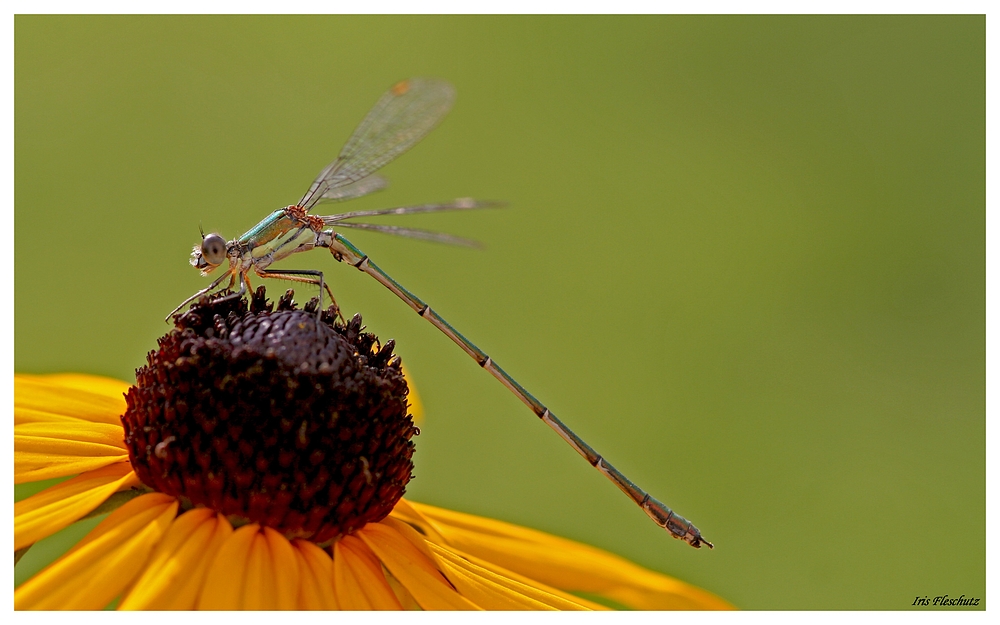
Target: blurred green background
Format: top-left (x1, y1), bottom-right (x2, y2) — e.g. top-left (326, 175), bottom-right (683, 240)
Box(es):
top-left (14, 15), bottom-right (984, 609)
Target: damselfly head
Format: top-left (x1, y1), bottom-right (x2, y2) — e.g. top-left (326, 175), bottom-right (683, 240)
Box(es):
top-left (190, 232), bottom-right (227, 274)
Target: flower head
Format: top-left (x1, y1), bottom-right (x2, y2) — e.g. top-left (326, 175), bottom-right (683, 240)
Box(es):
top-left (14, 289), bottom-right (732, 610)
top-left (123, 289), bottom-right (416, 542)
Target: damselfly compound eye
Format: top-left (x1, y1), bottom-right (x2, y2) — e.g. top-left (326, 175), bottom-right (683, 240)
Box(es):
top-left (200, 233), bottom-right (227, 266)
top-left (122, 287), bottom-right (418, 543)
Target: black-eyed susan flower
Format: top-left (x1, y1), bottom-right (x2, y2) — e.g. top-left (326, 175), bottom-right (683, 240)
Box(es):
top-left (14, 289), bottom-right (732, 611)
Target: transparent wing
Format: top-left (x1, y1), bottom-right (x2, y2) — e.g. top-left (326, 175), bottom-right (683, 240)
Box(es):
top-left (333, 222), bottom-right (483, 248)
top-left (318, 175), bottom-right (389, 203)
top-left (323, 198), bottom-right (504, 223)
top-left (299, 78), bottom-right (456, 210)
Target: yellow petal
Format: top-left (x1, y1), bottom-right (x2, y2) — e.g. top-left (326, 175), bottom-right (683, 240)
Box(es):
top-left (407, 501), bottom-right (733, 610)
top-left (196, 523), bottom-right (259, 610)
top-left (384, 514), bottom-right (597, 611)
top-left (333, 535), bottom-right (403, 610)
top-left (38, 373), bottom-right (132, 397)
top-left (14, 461), bottom-right (139, 550)
top-left (14, 493), bottom-right (178, 610)
top-left (358, 520), bottom-right (480, 610)
top-left (429, 542), bottom-right (591, 610)
top-left (15, 407), bottom-right (95, 425)
top-left (238, 527), bottom-right (301, 610)
top-left (119, 508), bottom-right (233, 610)
top-left (15, 421), bottom-right (129, 483)
top-left (15, 374), bottom-right (128, 426)
top-left (293, 540), bottom-right (339, 610)
top-left (390, 498), bottom-right (450, 544)
top-left (384, 568), bottom-right (422, 610)
top-left (242, 530), bottom-right (277, 610)
top-left (400, 364), bottom-right (423, 423)
top-left (264, 527), bottom-right (301, 610)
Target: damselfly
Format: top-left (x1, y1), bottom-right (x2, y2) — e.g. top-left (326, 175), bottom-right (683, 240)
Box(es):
top-left (170, 78), bottom-right (712, 549)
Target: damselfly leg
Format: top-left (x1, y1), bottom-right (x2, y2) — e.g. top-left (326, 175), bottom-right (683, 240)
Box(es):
top-left (166, 271), bottom-right (232, 319)
top-left (256, 268), bottom-right (342, 322)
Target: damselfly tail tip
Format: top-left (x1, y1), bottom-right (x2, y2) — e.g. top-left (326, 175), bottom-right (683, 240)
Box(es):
top-left (673, 526), bottom-right (713, 549)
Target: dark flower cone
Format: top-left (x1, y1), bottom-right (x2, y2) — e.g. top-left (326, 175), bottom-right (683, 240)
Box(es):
top-left (121, 288), bottom-right (418, 543)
